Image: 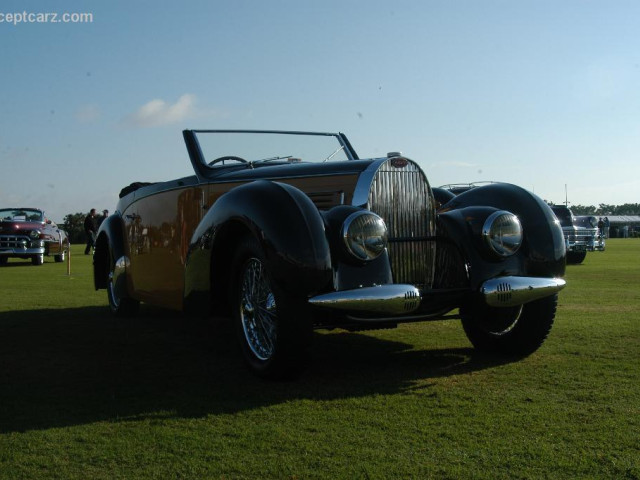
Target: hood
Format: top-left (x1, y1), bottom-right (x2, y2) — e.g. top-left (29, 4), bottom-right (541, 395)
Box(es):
top-left (212, 158), bottom-right (378, 182)
top-left (0, 220), bottom-right (44, 232)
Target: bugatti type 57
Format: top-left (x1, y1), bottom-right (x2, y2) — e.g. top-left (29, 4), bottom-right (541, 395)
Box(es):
top-left (94, 130), bottom-right (566, 378)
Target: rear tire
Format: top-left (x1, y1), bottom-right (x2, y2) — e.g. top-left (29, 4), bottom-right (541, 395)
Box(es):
top-left (54, 250), bottom-right (65, 263)
top-left (461, 294), bottom-right (558, 356)
top-left (231, 236), bottom-right (311, 379)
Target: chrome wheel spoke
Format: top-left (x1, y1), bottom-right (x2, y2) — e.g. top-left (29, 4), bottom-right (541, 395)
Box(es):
top-left (239, 258), bottom-right (278, 361)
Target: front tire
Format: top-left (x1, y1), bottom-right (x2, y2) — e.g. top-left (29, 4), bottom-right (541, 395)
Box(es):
top-left (231, 236), bottom-right (311, 379)
top-left (54, 250), bottom-right (66, 263)
top-left (461, 294), bottom-right (558, 356)
top-left (32, 254), bottom-right (44, 266)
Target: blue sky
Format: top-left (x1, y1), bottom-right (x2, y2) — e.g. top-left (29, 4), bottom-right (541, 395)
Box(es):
top-left (1, 0), bottom-right (639, 222)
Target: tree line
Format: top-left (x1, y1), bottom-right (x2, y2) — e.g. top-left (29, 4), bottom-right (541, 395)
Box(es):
top-left (62, 212), bottom-right (88, 244)
top-left (560, 203), bottom-right (640, 216)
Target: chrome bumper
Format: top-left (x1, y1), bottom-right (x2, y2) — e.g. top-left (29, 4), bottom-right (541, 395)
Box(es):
top-left (481, 276), bottom-right (566, 307)
top-left (0, 246), bottom-right (45, 256)
top-left (308, 284), bottom-right (421, 315)
top-left (308, 276), bottom-right (565, 316)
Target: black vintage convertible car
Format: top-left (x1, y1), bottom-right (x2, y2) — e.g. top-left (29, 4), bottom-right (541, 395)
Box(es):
top-left (94, 130), bottom-right (566, 378)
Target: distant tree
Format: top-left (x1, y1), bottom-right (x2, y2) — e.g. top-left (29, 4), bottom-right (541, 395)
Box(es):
top-left (63, 212), bottom-right (87, 244)
top-left (596, 204), bottom-right (616, 216)
top-left (612, 203), bottom-right (640, 215)
top-left (565, 204), bottom-right (640, 216)
top-left (570, 205), bottom-right (597, 215)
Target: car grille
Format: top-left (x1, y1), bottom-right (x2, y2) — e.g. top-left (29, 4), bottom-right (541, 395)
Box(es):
top-left (0, 235), bottom-right (29, 249)
top-left (366, 159), bottom-right (436, 290)
top-left (563, 227), bottom-right (596, 245)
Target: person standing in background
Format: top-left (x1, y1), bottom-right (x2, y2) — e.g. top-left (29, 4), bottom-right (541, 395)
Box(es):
top-left (97, 209), bottom-right (109, 228)
top-left (84, 208), bottom-right (97, 255)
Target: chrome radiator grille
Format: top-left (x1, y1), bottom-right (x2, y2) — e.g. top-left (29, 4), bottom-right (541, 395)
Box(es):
top-left (367, 159), bottom-right (436, 290)
top-left (0, 235), bottom-right (29, 249)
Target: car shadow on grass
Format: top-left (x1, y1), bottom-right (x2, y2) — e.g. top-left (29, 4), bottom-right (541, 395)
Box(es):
top-left (0, 305), bottom-right (515, 433)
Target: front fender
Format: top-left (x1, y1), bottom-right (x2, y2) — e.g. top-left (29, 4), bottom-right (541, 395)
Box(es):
top-left (184, 180), bottom-right (333, 313)
top-left (439, 183), bottom-right (566, 290)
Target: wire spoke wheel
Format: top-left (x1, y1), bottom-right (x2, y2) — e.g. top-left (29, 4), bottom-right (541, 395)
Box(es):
top-left (231, 235), bottom-right (313, 379)
top-left (239, 257), bottom-right (278, 361)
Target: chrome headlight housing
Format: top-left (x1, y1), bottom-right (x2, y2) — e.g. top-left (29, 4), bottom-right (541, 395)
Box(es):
top-left (482, 211), bottom-right (522, 257)
top-left (342, 211), bottom-right (388, 261)
top-left (29, 230), bottom-right (41, 239)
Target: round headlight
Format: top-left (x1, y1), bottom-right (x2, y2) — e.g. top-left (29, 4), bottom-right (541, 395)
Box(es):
top-left (482, 211), bottom-right (522, 257)
top-left (342, 211), bottom-right (388, 261)
top-left (29, 230), bottom-right (41, 239)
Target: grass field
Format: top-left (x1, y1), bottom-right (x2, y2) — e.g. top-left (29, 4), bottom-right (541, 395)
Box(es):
top-left (1, 241), bottom-right (638, 479)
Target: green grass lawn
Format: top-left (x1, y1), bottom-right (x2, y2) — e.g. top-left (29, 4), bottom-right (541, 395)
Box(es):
top-left (1, 242), bottom-right (638, 479)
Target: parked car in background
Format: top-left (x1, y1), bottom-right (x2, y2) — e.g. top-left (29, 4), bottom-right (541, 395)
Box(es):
top-left (0, 208), bottom-right (69, 265)
top-left (549, 205), bottom-right (603, 264)
top-left (574, 215), bottom-right (606, 251)
top-left (94, 130), bottom-right (566, 378)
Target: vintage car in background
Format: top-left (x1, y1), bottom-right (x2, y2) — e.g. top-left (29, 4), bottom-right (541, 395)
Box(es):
top-left (94, 130), bottom-right (566, 378)
top-left (0, 208), bottom-right (69, 265)
top-left (574, 215), bottom-right (606, 250)
top-left (549, 205), bottom-right (604, 264)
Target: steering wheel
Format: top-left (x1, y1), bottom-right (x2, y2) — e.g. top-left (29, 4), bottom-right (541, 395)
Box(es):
top-left (208, 155), bottom-right (248, 166)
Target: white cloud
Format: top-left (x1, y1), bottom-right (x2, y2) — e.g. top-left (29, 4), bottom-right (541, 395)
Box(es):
top-left (125, 94), bottom-right (197, 127)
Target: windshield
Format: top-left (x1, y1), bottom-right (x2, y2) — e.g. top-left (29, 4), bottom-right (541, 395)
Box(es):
top-left (0, 208), bottom-right (44, 222)
top-left (551, 206), bottom-right (574, 227)
top-left (193, 130), bottom-right (353, 168)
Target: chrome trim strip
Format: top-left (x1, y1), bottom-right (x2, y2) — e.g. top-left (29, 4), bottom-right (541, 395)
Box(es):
top-left (308, 284), bottom-right (421, 315)
top-left (350, 158), bottom-right (389, 207)
top-left (482, 276), bottom-right (566, 307)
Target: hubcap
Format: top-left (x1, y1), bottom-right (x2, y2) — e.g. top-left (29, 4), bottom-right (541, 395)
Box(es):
top-left (239, 257), bottom-right (277, 361)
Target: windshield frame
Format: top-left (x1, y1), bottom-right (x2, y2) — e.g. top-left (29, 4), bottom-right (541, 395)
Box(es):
top-left (183, 129), bottom-right (359, 181)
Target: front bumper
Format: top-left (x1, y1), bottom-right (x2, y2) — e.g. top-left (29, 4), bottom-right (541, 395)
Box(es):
top-left (308, 276), bottom-right (566, 316)
top-left (309, 285), bottom-right (421, 315)
top-left (0, 246), bottom-right (45, 256)
top-left (481, 276), bottom-right (566, 307)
